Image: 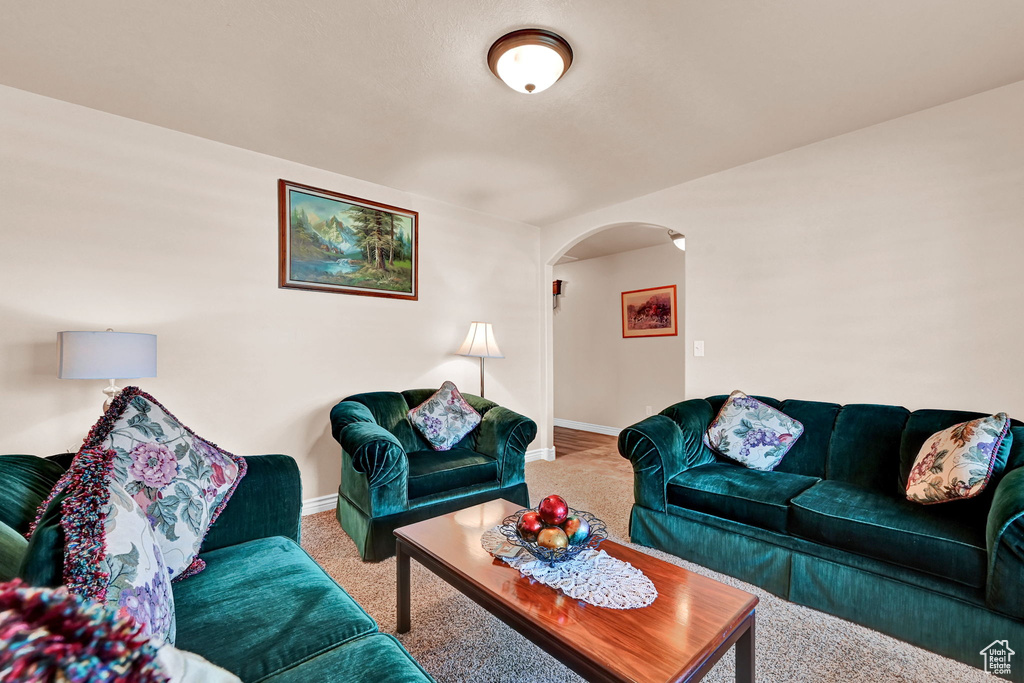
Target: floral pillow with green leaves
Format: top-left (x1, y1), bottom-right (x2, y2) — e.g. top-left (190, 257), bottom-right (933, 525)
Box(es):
top-left (408, 381), bottom-right (482, 451)
top-left (906, 413), bottom-right (1012, 504)
top-left (57, 447), bottom-right (176, 646)
top-left (702, 390), bottom-right (804, 471)
top-left (80, 387), bottom-right (246, 580)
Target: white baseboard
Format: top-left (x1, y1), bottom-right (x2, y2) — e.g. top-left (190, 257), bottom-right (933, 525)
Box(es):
top-left (553, 418), bottom-right (621, 437)
top-left (526, 447), bottom-right (556, 462)
top-left (301, 494), bottom-right (336, 516)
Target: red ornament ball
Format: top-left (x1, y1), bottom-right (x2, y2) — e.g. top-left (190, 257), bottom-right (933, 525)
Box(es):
top-left (538, 494), bottom-right (569, 526)
top-left (516, 510), bottom-right (544, 542)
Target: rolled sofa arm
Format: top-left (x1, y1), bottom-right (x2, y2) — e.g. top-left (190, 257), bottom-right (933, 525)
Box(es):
top-left (476, 407), bottom-right (538, 487)
top-left (986, 466), bottom-right (1024, 618)
top-left (331, 401), bottom-right (410, 518)
top-left (203, 454), bottom-right (301, 552)
top-left (617, 399), bottom-right (716, 512)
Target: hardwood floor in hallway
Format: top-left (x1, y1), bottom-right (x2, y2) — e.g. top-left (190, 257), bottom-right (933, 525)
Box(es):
top-left (552, 426), bottom-right (633, 489)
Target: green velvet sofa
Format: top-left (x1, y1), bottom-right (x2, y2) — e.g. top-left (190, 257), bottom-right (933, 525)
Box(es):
top-left (619, 395), bottom-right (1024, 679)
top-left (331, 389), bottom-right (536, 561)
top-left (1, 452), bottom-right (434, 683)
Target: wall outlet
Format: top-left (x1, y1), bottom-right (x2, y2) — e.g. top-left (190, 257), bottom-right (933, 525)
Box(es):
top-left (645, 405), bottom-right (653, 416)
top-left (694, 340), bottom-right (705, 357)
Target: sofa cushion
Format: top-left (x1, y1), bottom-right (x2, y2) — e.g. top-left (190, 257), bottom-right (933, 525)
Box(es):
top-left (0, 454), bottom-right (65, 535)
top-left (774, 400), bottom-right (840, 478)
top-left (703, 391), bottom-right (804, 471)
top-left (19, 488), bottom-right (71, 588)
top-left (173, 536), bottom-right (377, 682)
top-left (906, 413), bottom-right (1012, 504)
top-left (406, 449), bottom-right (497, 500)
top-left (667, 463), bottom-right (819, 533)
top-left (0, 520), bottom-right (27, 581)
top-left (790, 480), bottom-right (987, 587)
top-left (826, 404), bottom-right (909, 491)
top-left (706, 394), bottom-right (782, 414)
top-left (260, 633), bottom-right (434, 683)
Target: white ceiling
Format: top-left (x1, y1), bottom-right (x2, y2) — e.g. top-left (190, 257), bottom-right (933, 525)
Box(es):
top-left (557, 224), bottom-right (675, 264)
top-left (2, 2), bottom-right (1024, 226)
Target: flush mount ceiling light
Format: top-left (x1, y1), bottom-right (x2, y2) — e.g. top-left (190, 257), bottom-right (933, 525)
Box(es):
top-left (668, 230), bottom-right (686, 251)
top-left (487, 29), bottom-right (573, 94)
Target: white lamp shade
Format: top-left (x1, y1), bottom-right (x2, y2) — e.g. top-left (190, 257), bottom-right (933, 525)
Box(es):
top-left (456, 322), bottom-right (504, 359)
top-left (58, 331), bottom-right (157, 380)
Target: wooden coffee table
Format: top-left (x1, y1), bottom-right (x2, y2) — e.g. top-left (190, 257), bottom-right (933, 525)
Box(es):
top-left (395, 499), bottom-right (757, 682)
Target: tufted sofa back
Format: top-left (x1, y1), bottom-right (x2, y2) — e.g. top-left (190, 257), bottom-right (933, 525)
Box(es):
top-left (703, 395), bottom-right (1023, 497)
top-left (340, 389), bottom-right (498, 454)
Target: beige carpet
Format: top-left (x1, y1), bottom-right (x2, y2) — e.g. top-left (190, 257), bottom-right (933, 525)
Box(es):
top-left (301, 445), bottom-right (990, 682)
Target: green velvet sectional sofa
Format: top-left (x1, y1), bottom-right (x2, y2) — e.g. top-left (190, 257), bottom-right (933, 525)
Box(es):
top-left (331, 389), bottom-right (536, 561)
top-left (1, 452), bottom-right (434, 683)
top-left (619, 395), bottom-right (1024, 679)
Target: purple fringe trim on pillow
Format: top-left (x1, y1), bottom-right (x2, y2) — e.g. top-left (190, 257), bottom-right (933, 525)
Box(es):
top-left (0, 578), bottom-right (167, 683)
top-left (172, 557), bottom-right (206, 583)
top-left (60, 447), bottom-right (117, 602)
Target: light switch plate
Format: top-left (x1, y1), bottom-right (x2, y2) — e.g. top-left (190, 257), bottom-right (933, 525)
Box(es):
top-left (694, 340), bottom-right (705, 357)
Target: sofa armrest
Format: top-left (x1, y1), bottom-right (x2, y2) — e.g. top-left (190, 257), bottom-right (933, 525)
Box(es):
top-left (476, 407), bottom-right (538, 487)
top-left (201, 454), bottom-right (301, 553)
top-left (986, 466), bottom-right (1024, 617)
top-left (336, 421), bottom-right (410, 518)
top-left (618, 399), bottom-right (716, 512)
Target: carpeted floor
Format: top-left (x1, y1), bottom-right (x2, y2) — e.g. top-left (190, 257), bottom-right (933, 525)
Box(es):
top-left (301, 430), bottom-right (989, 682)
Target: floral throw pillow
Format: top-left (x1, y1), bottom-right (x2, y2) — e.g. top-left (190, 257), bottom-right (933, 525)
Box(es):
top-left (702, 390), bottom-right (804, 471)
top-left (408, 381), bottom-right (482, 451)
top-left (61, 447), bottom-right (176, 646)
top-left (77, 387), bottom-right (246, 580)
top-left (906, 413), bottom-right (1012, 504)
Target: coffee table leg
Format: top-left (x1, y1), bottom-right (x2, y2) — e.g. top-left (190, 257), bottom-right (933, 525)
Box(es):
top-left (736, 613), bottom-right (755, 683)
top-left (397, 540), bottom-right (410, 634)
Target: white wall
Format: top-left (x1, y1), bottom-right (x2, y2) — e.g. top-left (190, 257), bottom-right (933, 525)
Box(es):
top-left (0, 85), bottom-right (546, 501)
top-left (543, 80), bottom-right (1024, 417)
top-left (553, 244), bottom-right (685, 429)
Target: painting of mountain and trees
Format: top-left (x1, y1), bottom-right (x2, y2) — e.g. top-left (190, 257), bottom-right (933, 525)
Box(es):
top-left (621, 285), bottom-right (677, 338)
top-left (278, 180), bottom-right (418, 300)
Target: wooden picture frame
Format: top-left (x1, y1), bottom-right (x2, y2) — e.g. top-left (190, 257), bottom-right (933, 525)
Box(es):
top-left (278, 179), bottom-right (418, 300)
top-left (621, 285), bottom-right (678, 338)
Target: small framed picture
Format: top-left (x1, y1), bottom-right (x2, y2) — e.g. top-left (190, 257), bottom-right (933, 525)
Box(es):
top-left (621, 285), bottom-right (678, 338)
top-left (278, 179), bottom-right (418, 300)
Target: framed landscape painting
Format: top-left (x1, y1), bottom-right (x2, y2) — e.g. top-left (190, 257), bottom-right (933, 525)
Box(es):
top-left (621, 285), bottom-right (677, 338)
top-left (278, 179), bottom-right (418, 300)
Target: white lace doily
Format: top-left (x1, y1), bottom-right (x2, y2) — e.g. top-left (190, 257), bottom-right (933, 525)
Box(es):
top-left (480, 527), bottom-right (657, 610)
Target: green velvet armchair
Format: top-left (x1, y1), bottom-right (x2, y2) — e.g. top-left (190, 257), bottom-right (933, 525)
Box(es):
top-left (330, 389), bottom-right (536, 561)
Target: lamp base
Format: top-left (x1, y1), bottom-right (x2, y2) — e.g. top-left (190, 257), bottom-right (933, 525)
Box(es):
top-left (102, 380), bottom-right (121, 412)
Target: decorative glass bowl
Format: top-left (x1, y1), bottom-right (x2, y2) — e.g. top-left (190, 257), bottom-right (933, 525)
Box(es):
top-left (498, 508), bottom-right (607, 563)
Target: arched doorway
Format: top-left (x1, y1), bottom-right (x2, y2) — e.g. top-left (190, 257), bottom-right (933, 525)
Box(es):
top-left (541, 222), bottom-right (686, 457)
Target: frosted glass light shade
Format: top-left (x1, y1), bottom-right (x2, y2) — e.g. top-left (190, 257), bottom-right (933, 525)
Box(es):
top-left (495, 44), bottom-right (565, 94)
top-left (487, 29), bottom-right (573, 95)
top-left (58, 331), bottom-right (157, 379)
top-left (669, 231), bottom-right (686, 251)
top-left (457, 322), bottom-right (504, 359)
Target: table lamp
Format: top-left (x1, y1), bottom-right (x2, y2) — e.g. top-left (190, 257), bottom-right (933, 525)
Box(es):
top-left (456, 322), bottom-right (503, 398)
top-left (58, 329), bottom-right (157, 410)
